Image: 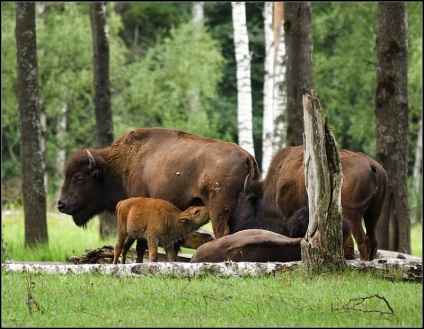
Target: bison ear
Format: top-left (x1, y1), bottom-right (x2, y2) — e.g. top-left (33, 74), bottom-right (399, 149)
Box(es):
top-left (178, 217), bottom-right (192, 224)
top-left (91, 168), bottom-right (102, 180)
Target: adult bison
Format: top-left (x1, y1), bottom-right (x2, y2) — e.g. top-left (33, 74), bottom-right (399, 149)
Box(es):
top-left (57, 127), bottom-right (259, 239)
top-left (231, 146), bottom-right (388, 261)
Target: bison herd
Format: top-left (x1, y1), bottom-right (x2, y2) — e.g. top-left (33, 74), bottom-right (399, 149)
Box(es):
top-left (58, 127), bottom-right (388, 264)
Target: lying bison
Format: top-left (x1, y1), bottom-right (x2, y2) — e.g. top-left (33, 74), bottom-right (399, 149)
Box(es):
top-left (190, 229), bottom-right (303, 263)
top-left (231, 146), bottom-right (388, 261)
top-left (113, 197), bottom-right (210, 263)
top-left (57, 127), bottom-right (259, 239)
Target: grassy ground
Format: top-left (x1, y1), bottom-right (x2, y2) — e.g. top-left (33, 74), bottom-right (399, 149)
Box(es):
top-left (2, 268), bottom-right (422, 327)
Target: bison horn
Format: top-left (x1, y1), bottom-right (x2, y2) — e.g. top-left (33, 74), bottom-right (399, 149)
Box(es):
top-left (87, 150), bottom-right (96, 170)
top-left (243, 174), bottom-right (252, 193)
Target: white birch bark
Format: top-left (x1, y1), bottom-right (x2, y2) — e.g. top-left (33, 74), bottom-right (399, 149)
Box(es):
top-left (192, 2), bottom-right (204, 28)
top-left (262, 2), bottom-right (287, 178)
top-left (262, 2), bottom-right (275, 178)
top-left (412, 111), bottom-right (422, 192)
top-left (3, 256), bottom-right (421, 281)
top-left (232, 2), bottom-right (255, 157)
top-left (272, 2), bottom-right (287, 153)
top-left (188, 2), bottom-right (204, 115)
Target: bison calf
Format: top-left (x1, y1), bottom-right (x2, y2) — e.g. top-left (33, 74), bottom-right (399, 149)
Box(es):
top-left (113, 197), bottom-right (210, 264)
top-left (190, 229), bottom-right (303, 263)
top-left (287, 207), bottom-right (355, 260)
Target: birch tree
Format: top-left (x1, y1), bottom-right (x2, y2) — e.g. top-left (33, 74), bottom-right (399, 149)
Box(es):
top-left (15, 2), bottom-right (48, 247)
top-left (232, 1), bottom-right (255, 157)
top-left (188, 2), bottom-right (204, 116)
top-left (90, 2), bottom-right (115, 239)
top-left (375, 2), bottom-right (410, 254)
top-left (262, 2), bottom-right (287, 178)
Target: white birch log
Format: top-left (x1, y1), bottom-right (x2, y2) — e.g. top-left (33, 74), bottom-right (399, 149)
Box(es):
top-left (2, 256), bottom-right (421, 281)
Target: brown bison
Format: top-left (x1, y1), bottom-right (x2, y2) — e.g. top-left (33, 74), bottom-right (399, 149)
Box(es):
top-left (231, 146), bottom-right (388, 261)
top-left (57, 127), bottom-right (259, 239)
top-left (113, 197), bottom-right (210, 263)
top-left (287, 207), bottom-right (355, 260)
top-left (190, 229), bottom-right (303, 263)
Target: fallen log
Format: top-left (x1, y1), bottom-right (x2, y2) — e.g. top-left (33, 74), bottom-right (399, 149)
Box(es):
top-left (3, 256), bottom-right (421, 282)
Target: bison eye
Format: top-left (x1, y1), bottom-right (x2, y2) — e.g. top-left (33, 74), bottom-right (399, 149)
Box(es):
top-left (73, 174), bottom-right (84, 183)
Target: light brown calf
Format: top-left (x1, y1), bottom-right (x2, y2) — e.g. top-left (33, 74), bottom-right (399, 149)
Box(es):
top-left (113, 197), bottom-right (210, 264)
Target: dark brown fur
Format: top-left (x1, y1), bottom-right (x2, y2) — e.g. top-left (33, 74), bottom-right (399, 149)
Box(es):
top-left (57, 127), bottom-right (259, 239)
top-left (190, 229), bottom-right (303, 263)
top-left (232, 146), bottom-right (387, 261)
top-left (113, 197), bottom-right (210, 263)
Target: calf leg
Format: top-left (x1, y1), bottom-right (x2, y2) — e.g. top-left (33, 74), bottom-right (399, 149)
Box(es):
top-left (147, 237), bottom-right (159, 262)
top-left (135, 240), bottom-right (148, 263)
top-left (113, 233), bottom-right (127, 264)
top-left (120, 237), bottom-right (135, 264)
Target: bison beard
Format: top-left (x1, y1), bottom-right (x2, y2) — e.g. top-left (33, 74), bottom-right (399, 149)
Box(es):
top-left (57, 127), bottom-right (259, 239)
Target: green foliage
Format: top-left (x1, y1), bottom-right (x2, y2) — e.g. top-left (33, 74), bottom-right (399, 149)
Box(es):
top-left (114, 21), bottom-right (225, 139)
top-left (313, 3), bottom-right (379, 155)
top-left (2, 270), bottom-right (422, 327)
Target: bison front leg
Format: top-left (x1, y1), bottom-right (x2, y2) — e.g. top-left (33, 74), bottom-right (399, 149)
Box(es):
top-left (208, 201), bottom-right (232, 239)
top-left (147, 237), bottom-right (159, 262)
top-left (164, 244), bottom-right (177, 262)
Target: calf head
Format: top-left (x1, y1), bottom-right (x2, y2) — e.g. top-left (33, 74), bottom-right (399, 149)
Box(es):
top-left (179, 206), bottom-right (210, 229)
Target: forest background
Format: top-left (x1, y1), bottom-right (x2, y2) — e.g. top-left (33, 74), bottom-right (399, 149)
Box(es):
top-left (1, 2), bottom-right (422, 224)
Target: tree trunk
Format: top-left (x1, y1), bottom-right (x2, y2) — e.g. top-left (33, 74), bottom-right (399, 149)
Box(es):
top-left (411, 112), bottom-right (422, 224)
top-left (262, 2), bottom-right (287, 179)
top-left (188, 2), bottom-right (204, 116)
top-left (301, 90), bottom-right (346, 273)
top-left (232, 1), bottom-right (255, 157)
top-left (272, 2), bottom-right (287, 154)
top-left (262, 1), bottom-right (275, 178)
top-left (90, 2), bottom-right (116, 239)
top-left (15, 2), bottom-right (48, 247)
top-left (284, 2), bottom-right (314, 147)
top-left (375, 2), bottom-right (410, 254)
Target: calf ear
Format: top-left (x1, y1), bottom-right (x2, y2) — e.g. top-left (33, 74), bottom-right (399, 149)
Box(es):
top-left (178, 217), bottom-right (192, 224)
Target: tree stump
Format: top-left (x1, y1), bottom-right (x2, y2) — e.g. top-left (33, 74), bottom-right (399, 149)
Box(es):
top-left (301, 90), bottom-right (346, 272)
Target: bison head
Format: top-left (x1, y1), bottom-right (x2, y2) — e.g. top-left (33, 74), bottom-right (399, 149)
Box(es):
top-left (57, 150), bottom-right (109, 227)
top-left (229, 174), bottom-right (288, 235)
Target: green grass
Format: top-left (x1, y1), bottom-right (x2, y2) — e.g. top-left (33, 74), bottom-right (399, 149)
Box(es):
top-left (1, 269), bottom-right (422, 327)
top-left (1, 211), bottom-right (422, 262)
